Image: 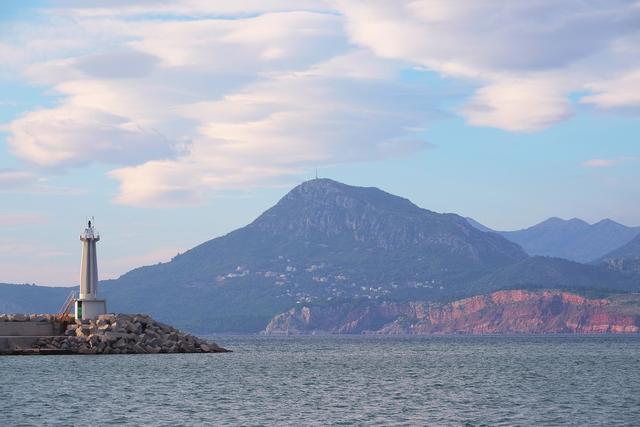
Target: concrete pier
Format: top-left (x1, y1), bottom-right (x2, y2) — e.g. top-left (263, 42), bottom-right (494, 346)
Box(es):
top-left (0, 320), bottom-right (65, 336)
top-left (0, 315), bottom-right (68, 355)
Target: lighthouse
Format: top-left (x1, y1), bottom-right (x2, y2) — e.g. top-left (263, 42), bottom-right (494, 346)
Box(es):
top-left (74, 220), bottom-right (107, 321)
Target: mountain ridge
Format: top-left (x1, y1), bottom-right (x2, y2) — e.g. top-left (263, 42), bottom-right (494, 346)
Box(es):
top-left (599, 233), bottom-right (640, 261)
top-left (597, 234), bottom-right (640, 276)
top-left (466, 216), bottom-right (640, 263)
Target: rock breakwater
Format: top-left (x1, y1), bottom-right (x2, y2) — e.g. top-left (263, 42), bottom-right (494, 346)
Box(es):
top-left (1, 313), bottom-right (228, 355)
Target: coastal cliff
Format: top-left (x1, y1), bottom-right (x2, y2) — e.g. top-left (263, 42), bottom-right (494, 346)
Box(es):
top-left (264, 290), bottom-right (640, 335)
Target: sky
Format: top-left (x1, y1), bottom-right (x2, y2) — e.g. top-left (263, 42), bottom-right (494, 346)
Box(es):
top-left (1, 0), bottom-right (639, 285)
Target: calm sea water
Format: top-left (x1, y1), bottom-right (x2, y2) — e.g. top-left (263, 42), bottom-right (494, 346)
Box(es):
top-left (1, 335), bottom-right (639, 426)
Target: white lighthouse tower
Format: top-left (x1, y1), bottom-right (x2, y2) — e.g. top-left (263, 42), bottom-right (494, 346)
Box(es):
top-left (74, 219), bottom-right (107, 321)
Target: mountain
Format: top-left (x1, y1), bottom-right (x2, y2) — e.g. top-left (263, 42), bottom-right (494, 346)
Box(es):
top-left (468, 256), bottom-right (637, 296)
top-left (1, 179), bottom-right (637, 333)
top-left (464, 217), bottom-right (495, 233)
top-left (264, 290), bottom-right (640, 335)
top-left (0, 284), bottom-right (70, 314)
top-left (99, 179), bottom-right (527, 332)
top-left (599, 233), bottom-right (640, 261)
top-left (467, 217), bottom-right (640, 263)
top-left (597, 234), bottom-right (640, 276)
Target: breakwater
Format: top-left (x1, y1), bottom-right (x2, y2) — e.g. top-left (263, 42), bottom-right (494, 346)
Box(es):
top-left (0, 313), bottom-right (228, 355)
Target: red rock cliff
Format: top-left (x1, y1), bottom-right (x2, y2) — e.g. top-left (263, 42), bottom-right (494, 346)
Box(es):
top-left (264, 290), bottom-right (640, 334)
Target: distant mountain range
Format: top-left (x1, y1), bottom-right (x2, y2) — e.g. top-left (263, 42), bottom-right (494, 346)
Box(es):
top-left (0, 283), bottom-right (70, 314)
top-left (466, 217), bottom-right (640, 263)
top-left (1, 179), bottom-right (638, 333)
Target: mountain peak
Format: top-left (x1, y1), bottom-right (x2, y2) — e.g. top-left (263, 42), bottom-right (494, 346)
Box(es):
top-left (568, 217), bottom-right (589, 225)
top-left (289, 178), bottom-right (390, 197)
top-left (244, 178), bottom-right (526, 264)
top-left (293, 178), bottom-right (344, 191)
top-left (534, 217), bottom-right (589, 231)
top-left (278, 178), bottom-right (418, 215)
top-left (285, 178), bottom-right (366, 200)
top-left (592, 218), bottom-right (626, 229)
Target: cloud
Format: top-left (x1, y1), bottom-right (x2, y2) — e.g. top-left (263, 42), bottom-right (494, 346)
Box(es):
top-left (461, 79), bottom-right (571, 131)
top-left (2, 3), bottom-right (435, 206)
top-left (7, 105), bottom-right (174, 167)
top-left (0, 169), bottom-right (39, 188)
top-left (75, 49), bottom-right (159, 79)
top-left (337, 0), bottom-right (640, 131)
top-left (582, 71), bottom-right (640, 109)
top-left (125, 11), bottom-right (345, 71)
top-left (111, 74), bottom-right (436, 206)
top-left (3, 1), bottom-right (640, 205)
top-left (582, 158), bottom-right (619, 168)
top-left (53, 0), bottom-right (333, 18)
top-left (582, 157), bottom-right (639, 168)
top-left (0, 169), bottom-right (86, 196)
top-left (0, 42), bottom-right (26, 69)
top-left (0, 213), bottom-right (48, 227)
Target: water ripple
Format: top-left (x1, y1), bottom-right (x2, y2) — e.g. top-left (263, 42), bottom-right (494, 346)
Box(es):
top-left (1, 335), bottom-right (639, 426)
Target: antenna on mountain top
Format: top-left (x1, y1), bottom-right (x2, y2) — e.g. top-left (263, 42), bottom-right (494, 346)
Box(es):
top-left (315, 168), bottom-right (319, 180)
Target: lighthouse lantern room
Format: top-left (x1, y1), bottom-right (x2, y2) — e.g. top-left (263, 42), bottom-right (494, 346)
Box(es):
top-left (74, 219), bottom-right (107, 321)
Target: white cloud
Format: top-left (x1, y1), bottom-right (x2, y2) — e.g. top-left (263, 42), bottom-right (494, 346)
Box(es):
top-left (124, 12), bottom-right (345, 71)
top-left (582, 71), bottom-right (640, 109)
top-left (461, 79), bottom-right (571, 131)
top-left (8, 106), bottom-right (173, 167)
top-left (2, 3), bottom-right (435, 206)
top-left (3, 1), bottom-right (640, 205)
top-left (336, 0), bottom-right (640, 131)
top-left (111, 74), bottom-right (435, 206)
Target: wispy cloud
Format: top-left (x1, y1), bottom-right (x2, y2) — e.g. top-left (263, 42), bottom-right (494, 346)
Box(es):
top-left (0, 169), bottom-right (38, 187)
top-left (582, 158), bottom-right (619, 168)
top-left (0, 213), bottom-right (48, 226)
top-left (0, 238), bottom-right (68, 258)
top-left (2, 1), bottom-right (640, 205)
top-left (582, 157), bottom-right (639, 168)
top-left (337, 1), bottom-right (640, 131)
top-left (0, 169), bottom-right (86, 196)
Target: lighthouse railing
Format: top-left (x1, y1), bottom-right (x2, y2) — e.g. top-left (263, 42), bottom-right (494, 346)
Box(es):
top-left (58, 290), bottom-right (77, 318)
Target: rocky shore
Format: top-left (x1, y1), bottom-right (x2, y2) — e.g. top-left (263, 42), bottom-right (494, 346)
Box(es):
top-left (1, 313), bottom-right (229, 355)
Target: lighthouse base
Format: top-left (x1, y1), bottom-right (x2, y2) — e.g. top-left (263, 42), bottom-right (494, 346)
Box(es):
top-left (75, 299), bottom-right (107, 321)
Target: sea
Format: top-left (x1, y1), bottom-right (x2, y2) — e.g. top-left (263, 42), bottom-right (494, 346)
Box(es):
top-left (1, 335), bottom-right (639, 426)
